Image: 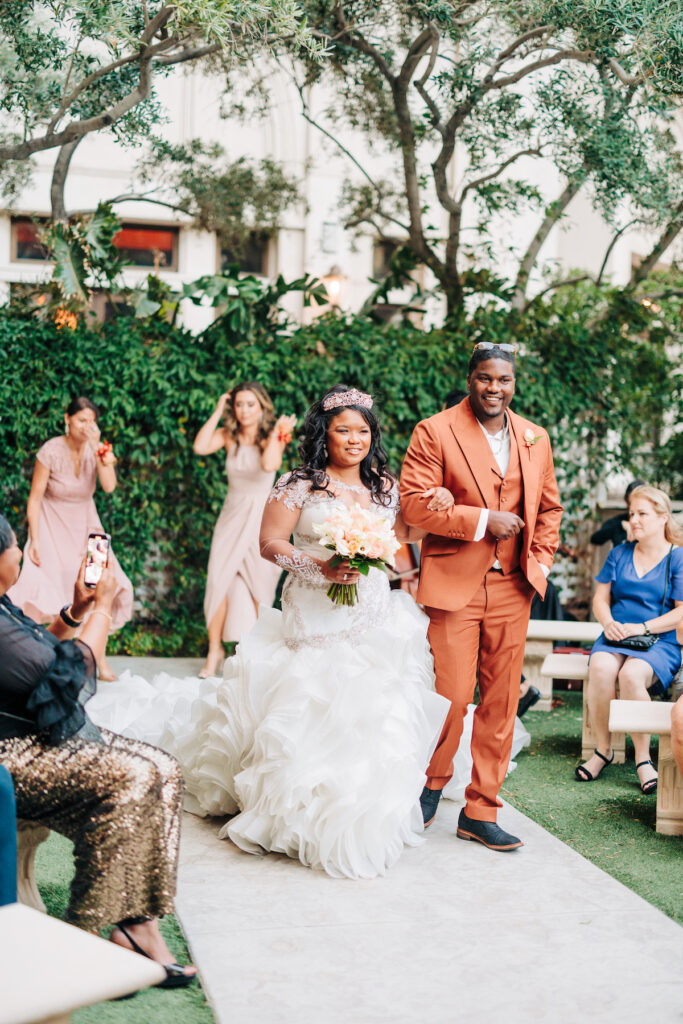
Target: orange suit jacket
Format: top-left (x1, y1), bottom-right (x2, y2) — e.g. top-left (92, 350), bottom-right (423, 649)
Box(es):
top-left (400, 397), bottom-right (563, 612)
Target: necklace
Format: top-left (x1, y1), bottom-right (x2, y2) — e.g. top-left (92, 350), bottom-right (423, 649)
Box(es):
top-left (326, 474), bottom-right (368, 495)
top-left (63, 437), bottom-right (85, 478)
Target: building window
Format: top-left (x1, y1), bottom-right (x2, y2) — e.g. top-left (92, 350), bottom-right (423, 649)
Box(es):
top-left (113, 224), bottom-right (178, 270)
top-left (11, 217), bottom-right (50, 262)
top-left (220, 231), bottom-right (271, 276)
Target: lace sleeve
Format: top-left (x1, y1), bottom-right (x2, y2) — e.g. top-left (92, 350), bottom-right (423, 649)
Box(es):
top-left (268, 471), bottom-right (311, 512)
top-left (384, 480), bottom-right (400, 524)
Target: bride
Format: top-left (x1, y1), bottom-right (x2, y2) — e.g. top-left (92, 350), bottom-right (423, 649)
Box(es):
top-left (90, 386), bottom-right (513, 878)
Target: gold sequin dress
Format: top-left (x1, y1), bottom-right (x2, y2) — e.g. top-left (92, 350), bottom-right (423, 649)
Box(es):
top-left (0, 596), bottom-right (182, 931)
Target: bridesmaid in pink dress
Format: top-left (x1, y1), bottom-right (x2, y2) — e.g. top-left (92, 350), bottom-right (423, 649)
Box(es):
top-left (9, 397), bottom-right (133, 680)
top-left (193, 382), bottom-right (296, 678)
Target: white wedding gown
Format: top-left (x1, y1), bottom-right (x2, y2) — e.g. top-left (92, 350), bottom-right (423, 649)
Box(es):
top-left (89, 476), bottom-right (528, 879)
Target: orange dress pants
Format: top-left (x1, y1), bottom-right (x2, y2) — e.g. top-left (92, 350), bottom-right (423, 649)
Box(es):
top-left (425, 569), bottom-right (534, 821)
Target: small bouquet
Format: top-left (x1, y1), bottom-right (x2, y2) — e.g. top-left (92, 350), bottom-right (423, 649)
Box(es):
top-left (96, 440), bottom-right (113, 460)
top-left (313, 503), bottom-right (401, 606)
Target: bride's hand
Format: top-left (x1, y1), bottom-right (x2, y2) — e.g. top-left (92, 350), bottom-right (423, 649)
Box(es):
top-left (318, 557), bottom-right (361, 584)
top-left (421, 486), bottom-right (454, 511)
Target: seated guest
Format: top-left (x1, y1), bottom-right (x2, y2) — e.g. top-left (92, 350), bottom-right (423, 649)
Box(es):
top-left (590, 480), bottom-right (645, 548)
top-left (0, 764), bottom-right (16, 906)
top-left (672, 696), bottom-right (683, 776)
top-left (0, 515), bottom-right (195, 987)
top-left (576, 487), bottom-right (683, 793)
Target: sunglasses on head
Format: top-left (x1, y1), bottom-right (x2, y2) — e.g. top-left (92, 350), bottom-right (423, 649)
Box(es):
top-left (472, 342), bottom-right (517, 354)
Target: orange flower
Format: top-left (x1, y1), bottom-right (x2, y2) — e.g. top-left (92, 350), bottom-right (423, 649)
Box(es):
top-left (54, 307), bottom-right (78, 330)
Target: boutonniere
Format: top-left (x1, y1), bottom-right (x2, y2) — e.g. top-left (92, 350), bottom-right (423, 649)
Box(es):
top-left (523, 428), bottom-right (541, 456)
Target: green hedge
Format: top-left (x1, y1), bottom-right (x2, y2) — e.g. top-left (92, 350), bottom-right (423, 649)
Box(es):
top-left (0, 310), bottom-right (474, 654)
top-left (2, 281), bottom-right (679, 653)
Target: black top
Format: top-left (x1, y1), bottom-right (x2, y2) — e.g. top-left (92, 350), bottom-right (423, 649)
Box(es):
top-left (590, 513), bottom-right (627, 548)
top-left (0, 596), bottom-right (100, 743)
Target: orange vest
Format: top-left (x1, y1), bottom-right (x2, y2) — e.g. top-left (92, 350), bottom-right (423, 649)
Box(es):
top-left (490, 433), bottom-right (524, 574)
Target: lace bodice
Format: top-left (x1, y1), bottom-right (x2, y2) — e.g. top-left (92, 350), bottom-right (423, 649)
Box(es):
top-left (266, 472), bottom-right (400, 650)
top-left (269, 472), bottom-right (399, 558)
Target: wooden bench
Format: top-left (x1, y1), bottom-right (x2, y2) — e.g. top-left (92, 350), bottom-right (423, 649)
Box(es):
top-left (523, 620), bottom-right (601, 711)
top-left (540, 652), bottom-right (627, 762)
top-left (0, 902), bottom-right (166, 1023)
top-left (609, 699), bottom-right (682, 835)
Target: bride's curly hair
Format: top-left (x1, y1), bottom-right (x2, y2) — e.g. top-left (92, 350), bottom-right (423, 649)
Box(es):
top-left (286, 384), bottom-right (394, 506)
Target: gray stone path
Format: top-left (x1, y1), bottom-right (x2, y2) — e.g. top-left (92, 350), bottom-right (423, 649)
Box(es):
top-left (110, 658), bottom-right (683, 1024)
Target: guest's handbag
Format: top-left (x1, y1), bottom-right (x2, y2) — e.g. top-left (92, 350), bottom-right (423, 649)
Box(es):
top-left (604, 545), bottom-right (673, 652)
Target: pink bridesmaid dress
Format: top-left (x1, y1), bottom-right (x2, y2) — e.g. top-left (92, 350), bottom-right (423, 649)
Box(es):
top-left (204, 443), bottom-right (281, 641)
top-left (8, 436), bottom-right (133, 632)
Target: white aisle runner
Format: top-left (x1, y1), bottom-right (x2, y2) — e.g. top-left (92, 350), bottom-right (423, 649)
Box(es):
top-left (175, 803), bottom-right (683, 1024)
top-left (108, 658), bottom-right (683, 1023)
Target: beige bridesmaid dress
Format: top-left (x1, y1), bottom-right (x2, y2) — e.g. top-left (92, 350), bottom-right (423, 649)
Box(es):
top-left (204, 443), bottom-right (281, 642)
top-left (9, 436), bottom-right (133, 631)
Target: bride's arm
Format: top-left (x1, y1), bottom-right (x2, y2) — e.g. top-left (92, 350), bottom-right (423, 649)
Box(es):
top-left (395, 487), bottom-right (455, 542)
top-left (259, 480), bottom-right (360, 584)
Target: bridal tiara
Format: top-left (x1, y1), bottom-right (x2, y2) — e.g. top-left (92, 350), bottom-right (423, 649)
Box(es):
top-left (322, 389), bottom-right (373, 411)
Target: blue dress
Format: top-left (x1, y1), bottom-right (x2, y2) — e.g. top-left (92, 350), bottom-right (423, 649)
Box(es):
top-left (590, 543), bottom-right (683, 689)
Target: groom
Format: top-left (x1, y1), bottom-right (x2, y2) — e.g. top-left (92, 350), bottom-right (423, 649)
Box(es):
top-left (400, 343), bottom-right (562, 850)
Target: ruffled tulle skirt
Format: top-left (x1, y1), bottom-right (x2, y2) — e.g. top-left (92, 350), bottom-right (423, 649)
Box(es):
top-left (89, 594), bottom-right (450, 879)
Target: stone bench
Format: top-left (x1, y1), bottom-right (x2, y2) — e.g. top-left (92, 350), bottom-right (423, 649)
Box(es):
top-left (608, 699), bottom-right (682, 836)
top-left (16, 819), bottom-right (51, 913)
top-left (540, 653), bottom-right (627, 762)
top-left (523, 620), bottom-right (601, 711)
top-left (0, 902), bottom-right (166, 1024)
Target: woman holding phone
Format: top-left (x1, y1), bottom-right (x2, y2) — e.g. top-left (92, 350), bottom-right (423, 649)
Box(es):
top-left (9, 397), bottom-right (132, 681)
top-left (193, 381), bottom-right (296, 678)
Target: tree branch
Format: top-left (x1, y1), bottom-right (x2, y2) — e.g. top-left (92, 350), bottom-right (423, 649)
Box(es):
top-left (291, 80), bottom-right (410, 235)
top-left (50, 139), bottom-right (82, 220)
top-left (0, 53), bottom-right (155, 162)
top-left (46, 35), bottom-right (178, 135)
top-left (630, 204), bottom-right (683, 286)
top-left (595, 219), bottom-right (639, 286)
top-left (458, 147), bottom-right (541, 203)
top-left (414, 27), bottom-right (442, 132)
top-left (489, 49), bottom-right (595, 90)
top-left (495, 26), bottom-right (551, 65)
top-left (156, 42), bottom-right (221, 65)
top-left (333, 2), bottom-right (396, 84)
top-left (74, 194), bottom-right (194, 217)
top-left (397, 26), bottom-right (438, 89)
top-left (511, 176), bottom-right (585, 309)
top-left (521, 275), bottom-right (591, 313)
top-left (608, 57), bottom-right (645, 88)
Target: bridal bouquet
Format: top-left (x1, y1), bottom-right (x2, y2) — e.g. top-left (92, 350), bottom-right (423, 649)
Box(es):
top-left (313, 503), bottom-right (401, 606)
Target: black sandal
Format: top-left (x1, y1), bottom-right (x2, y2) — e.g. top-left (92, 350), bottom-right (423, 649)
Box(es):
top-left (575, 747), bottom-right (614, 781)
top-left (114, 924), bottom-right (197, 989)
top-left (636, 759), bottom-right (658, 794)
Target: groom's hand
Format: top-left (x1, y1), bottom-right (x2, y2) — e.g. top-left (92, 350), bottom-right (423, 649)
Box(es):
top-left (486, 511), bottom-right (525, 539)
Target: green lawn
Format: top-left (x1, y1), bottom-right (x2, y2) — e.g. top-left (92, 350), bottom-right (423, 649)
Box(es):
top-left (36, 833), bottom-right (215, 1023)
top-left (501, 691), bottom-right (683, 924)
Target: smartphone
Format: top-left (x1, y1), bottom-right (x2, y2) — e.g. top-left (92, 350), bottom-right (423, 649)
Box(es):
top-left (84, 531), bottom-right (111, 588)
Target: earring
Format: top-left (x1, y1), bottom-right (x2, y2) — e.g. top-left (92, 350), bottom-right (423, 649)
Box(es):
top-left (65, 422), bottom-right (70, 435)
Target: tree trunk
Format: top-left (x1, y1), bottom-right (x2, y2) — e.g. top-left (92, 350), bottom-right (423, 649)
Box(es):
top-left (50, 139), bottom-right (82, 220)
